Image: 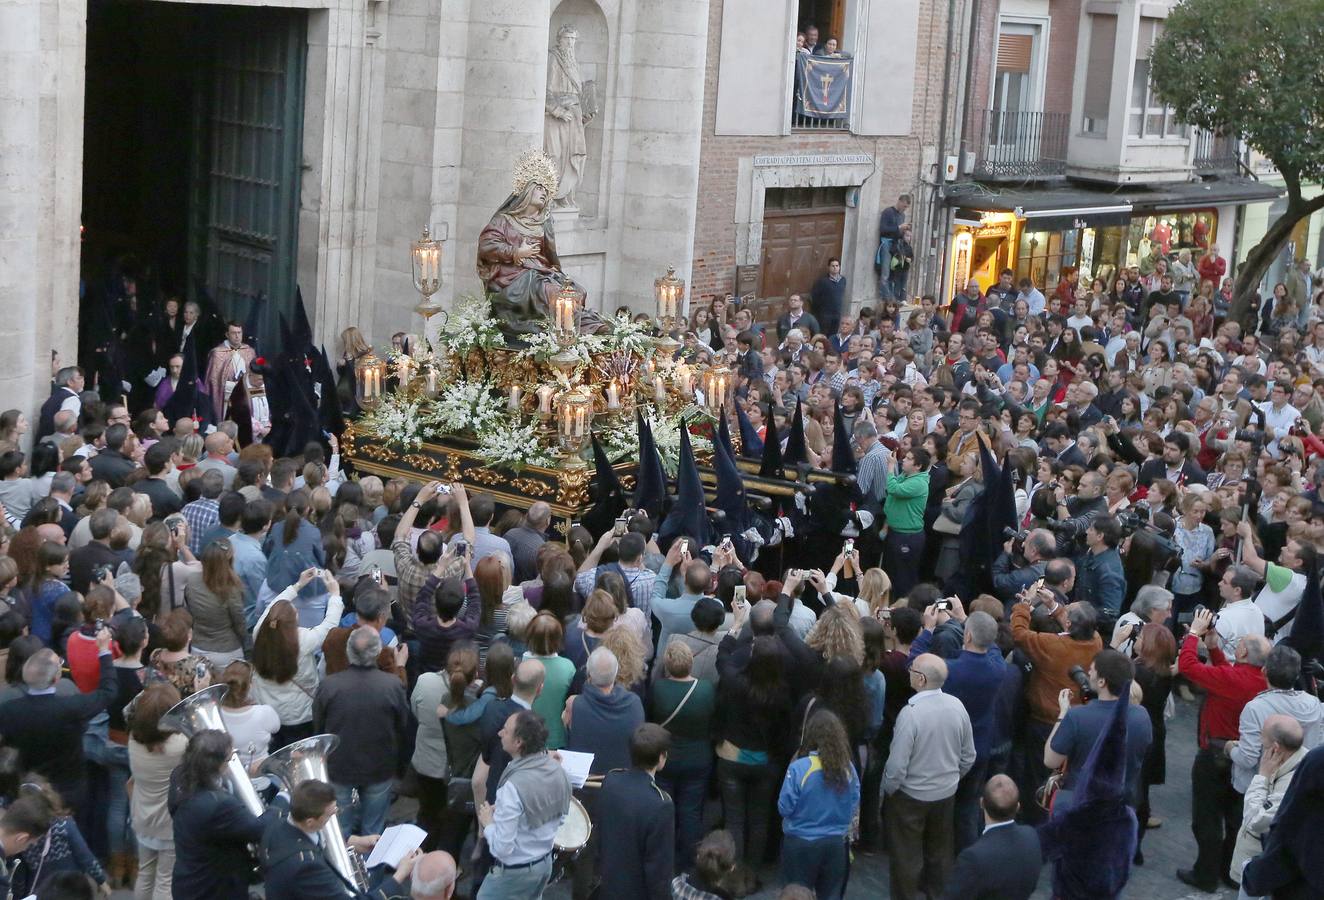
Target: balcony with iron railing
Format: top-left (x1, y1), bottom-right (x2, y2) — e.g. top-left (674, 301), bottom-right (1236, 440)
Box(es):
top-left (972, 109), bottom-right (1069, 179)
top-left (1192, 129), bottom-right (1240, 173)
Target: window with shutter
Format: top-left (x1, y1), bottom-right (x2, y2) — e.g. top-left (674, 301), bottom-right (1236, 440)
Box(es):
top-left (1081, 14), bottom-right (1117, 134)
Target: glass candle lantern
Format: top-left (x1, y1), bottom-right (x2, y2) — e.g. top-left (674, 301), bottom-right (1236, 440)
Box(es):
top-left (702, 365), bottom-right (732, 413)
top-left (654, 265), bottom-right (685, 323)
top-left (355, 354), bottom-right (386, 409)
top-left (557, 387), bottom-right (593, 461)
top-left (553, 283), bottom-right (580, 336)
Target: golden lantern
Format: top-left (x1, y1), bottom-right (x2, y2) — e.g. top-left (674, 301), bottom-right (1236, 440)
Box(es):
top-left (654, 265), bottom-right (685, 324)
top-left (557, 386), bottom-right (593, 468)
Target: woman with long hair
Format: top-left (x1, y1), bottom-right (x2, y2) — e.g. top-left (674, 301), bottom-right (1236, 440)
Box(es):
top-left (128, 682), bottom-right (187, 900)
top-left (472, 555), bottom-right (518, 673)
top-left (430, 643), bottom-right (485, 858)
top-left (26, 541), bottom-right (70, 645)
top-left (794, 654), bottom-right (874, 756)
top-left (0, 410), bottom-right (28, 452)
top-left (523, 612), bottom-right (575, 749)
top-left (714, 607), bottom-right (793, 879)
top-left (804, 604), bottom-right (865, 667)
top-left (250, 568), bottom-right (344, 747)
top-left (850, 568), bottom-right (893, 619)
top-left (934, 451), bottom-right (984, 588)
top-left (217, 660), bottom-right (279, 785)
top-left (1052, 326), bottom-right (1084, 364)
top-left (184, 541), bottom-right (249, 666)
top-left (778, 709), bottom-right (860, 899)
top-left (169, 730), bottom-right (273, 900)
top-left (337, 325), bottom-right (372, 416)
top-left (263, 490), bottom-right (328, 627)
top-left (1132, 623), bottom-right (1176, 864)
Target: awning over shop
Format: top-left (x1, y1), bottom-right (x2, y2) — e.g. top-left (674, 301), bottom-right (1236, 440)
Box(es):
top-left (947, 176), bottom-right (1283, 223)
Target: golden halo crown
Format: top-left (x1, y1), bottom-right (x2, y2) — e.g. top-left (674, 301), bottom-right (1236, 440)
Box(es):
top-left (512, 150), bottom-right (560, 198)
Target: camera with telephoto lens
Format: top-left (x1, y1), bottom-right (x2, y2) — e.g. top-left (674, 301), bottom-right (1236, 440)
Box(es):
top-left (1002, 526), bottom-right (1028, 558)
top-left (1068, 664), bottom-right (1097, 702)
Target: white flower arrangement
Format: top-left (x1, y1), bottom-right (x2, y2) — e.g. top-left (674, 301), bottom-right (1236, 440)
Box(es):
top-left (432, 377), bottom-right (506, 436)
top-left (434, 295), bottom-right (506, 356)
top-left (359, 393), bottom-right (437, 451)
top-left (475, 419), bottom-right (558, 471)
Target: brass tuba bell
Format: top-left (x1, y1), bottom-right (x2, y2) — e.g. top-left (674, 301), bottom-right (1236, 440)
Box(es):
top-left (159, 684), bottom-right (264, 816)
top-left (260, 734), bottom-right (370, 890)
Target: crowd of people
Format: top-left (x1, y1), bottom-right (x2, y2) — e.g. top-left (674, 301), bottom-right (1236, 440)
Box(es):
top-left (1, 227), bottom-right (1324, 900)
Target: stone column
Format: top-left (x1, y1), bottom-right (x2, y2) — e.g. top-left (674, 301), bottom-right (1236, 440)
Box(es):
top-left (1, 0), bottom-right (83, 427)
top-left (608, 0), bottom-right (710, 313)
top-left (0, 0), bottom-right (41, 417)
top-left (305, 0), bottom-right (386, 352)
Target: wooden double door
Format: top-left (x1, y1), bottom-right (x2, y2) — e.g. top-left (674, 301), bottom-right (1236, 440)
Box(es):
top-left (756, 207), bottom-right (845, 326)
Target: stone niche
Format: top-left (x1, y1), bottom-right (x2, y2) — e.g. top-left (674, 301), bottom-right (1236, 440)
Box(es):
top-left (547, 0), bottom-right (612, 309)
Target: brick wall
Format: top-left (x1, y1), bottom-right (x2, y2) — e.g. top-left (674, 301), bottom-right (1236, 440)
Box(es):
top-left (690, 0), bottom-right (949, 301)
top-left (1044, 0), bottom-right (1081, 117)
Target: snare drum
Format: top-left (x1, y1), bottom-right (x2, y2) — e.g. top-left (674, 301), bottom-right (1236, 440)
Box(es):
top-left (553, 797), bottom-right (592, 857)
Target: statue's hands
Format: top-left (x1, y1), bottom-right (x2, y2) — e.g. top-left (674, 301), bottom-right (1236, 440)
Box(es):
top-left (513, 240), bottom-right (542, 264)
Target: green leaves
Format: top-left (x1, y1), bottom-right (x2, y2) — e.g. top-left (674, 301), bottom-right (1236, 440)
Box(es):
top-left (1150, 0), bottom-right (1324, 183)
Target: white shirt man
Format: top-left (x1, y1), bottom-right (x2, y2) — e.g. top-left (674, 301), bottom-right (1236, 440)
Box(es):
top-left (1213, 566), bottom-right (1266, 657)
top-left (1256, 383), bottom-right (1301, 458)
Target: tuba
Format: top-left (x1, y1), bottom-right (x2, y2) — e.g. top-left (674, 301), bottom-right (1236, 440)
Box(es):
top-left (159, 684), bottom-right (264, 816)
top-left (260, 734), bottom-right (370, 890)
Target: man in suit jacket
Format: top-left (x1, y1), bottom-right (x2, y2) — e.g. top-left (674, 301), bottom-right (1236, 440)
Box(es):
top-left (88, 423), bottom-right (138, 488)
top-left (942, 774), bottom-right (1042, 900)
top-left (261, 779), bottom-right (415, 899)
top-left (133, 441), bottom-right (182, 518)
top-left (1138, 431), bottom-right (1207, 488)
top-left (0, 638), bottom-right (116, 811)
top-left (595, 724), bottom-right (675, 900)
top-left (776, 294), bottom-right (821, 342)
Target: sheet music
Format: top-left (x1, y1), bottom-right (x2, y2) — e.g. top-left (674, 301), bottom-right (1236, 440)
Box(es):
top-left (558, 750), bottom-right (595, 788)
top-left (365, 823), bottom-right (427, 869)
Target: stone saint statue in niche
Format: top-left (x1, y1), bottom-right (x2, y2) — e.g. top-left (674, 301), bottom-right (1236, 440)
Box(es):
top-left (544, 24), bottom-right (596, 209)
top-left (476, 150), bottom-right (602, 337)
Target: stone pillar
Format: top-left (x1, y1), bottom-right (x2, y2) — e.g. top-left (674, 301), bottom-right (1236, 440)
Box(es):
top-left (2, 0), bottom-right (83, 426)
top-left (452, 0), bottom-right (552, 300)
top-left (0, 0), bottom-right (41, 416)
top-left (609, 0), bottom-right (710, 313)
top-left (305, 0), bottom-right (386, 352)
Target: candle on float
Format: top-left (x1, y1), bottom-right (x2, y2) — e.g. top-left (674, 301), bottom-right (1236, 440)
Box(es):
top-left (426, 367), bottom-right (438, 394)
top-left (574, 405), bottom-right (587, 437)
top-left (537, 385), bottom-right (556, 415)
top-left (653, 375), bottom-right (666, 403)
top-left (509, 385), bottom-right (523, 411)
top-left (606, 380), bottom-right (621, 409)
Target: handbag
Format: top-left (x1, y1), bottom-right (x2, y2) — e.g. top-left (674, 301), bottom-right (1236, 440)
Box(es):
top-left (1036, 764), bottom-right (1066, 811)
top-left (658, 678), bottom-right (699, 729)
top-left (933, 511), bottom-right (963, 535)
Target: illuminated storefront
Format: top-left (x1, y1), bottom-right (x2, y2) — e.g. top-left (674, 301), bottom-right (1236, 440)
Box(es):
top-left (950, 204), bottom-right (1227, 301)
top-left (945, 179), bottom-right (1281, 303)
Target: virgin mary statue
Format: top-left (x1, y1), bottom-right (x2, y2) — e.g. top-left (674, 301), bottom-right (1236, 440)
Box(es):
top-left (477, 150), bottom-right (599, 336)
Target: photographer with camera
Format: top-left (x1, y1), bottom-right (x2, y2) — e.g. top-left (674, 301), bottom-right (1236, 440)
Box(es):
top-left (1110, 585), bottom-right (1173, 652)
top-left (1176, 608), bottom-right (1271, 892)
top-left (883, 447), bottom-right (931, 599)
top-left (1046, 471), bottom-right (1108, 554)
top-left (1043, 649), bottom-right (1153, 812)
top-left (991, 529), bottom-right (1056, 607)
top-left (1075, 516), bottom-right (1126, 618)
top-left (1211, 565), bottom-right (1265, 656)
top-left (1010, 587), bottom-right (1102, 818)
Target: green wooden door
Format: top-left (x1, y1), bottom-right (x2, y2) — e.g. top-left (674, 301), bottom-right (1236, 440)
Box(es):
top-left (191, 9), bottom-right (306, 346)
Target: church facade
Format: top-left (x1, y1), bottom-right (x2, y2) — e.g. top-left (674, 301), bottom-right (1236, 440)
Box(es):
top-left (2, 0), bottom-right (711, 412)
